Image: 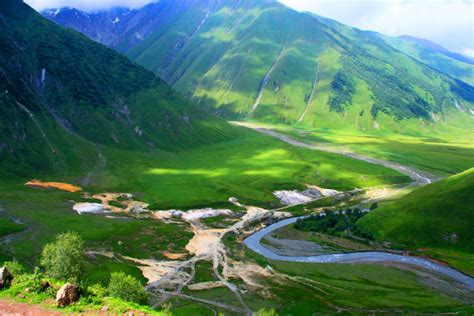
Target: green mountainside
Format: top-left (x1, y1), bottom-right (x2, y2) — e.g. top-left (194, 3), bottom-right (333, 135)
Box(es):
top-left (380, 35), bottom-right (474, 85)
top-left (0, 0), bottom-right (235, 178)
top-left (43, 0), bottom-right (474, 133)
top-left (358, 168), bottom-right (474, 273)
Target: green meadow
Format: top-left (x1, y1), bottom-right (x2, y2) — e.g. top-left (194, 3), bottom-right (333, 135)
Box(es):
top-left (0, 127), bottom-right (408, 286)
top-left (358, 168), bottom-right (474, 274)
top-left (92, 130), bottom-right (408, 210)
top-left (270, 120), bottom-right (474, 178)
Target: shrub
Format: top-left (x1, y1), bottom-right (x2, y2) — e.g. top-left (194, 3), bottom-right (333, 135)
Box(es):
top-left (107, 272), bottom-right (148, 304)
top-left (3, 261), bottom-right (26, 276)
top-left (40, 231), bottom-right (85, 282)
top-left (254, 309), bottom-right (278, 316)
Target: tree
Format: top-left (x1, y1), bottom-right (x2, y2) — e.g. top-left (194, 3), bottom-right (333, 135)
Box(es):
top-left (40, 231), bottom-right (85, 282)
top-left (107, 272), bottom-right (148, 304)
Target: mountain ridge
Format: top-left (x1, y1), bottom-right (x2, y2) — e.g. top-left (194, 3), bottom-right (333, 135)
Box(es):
top-left (42, 0), bottom-right (474, 133)
top-left (0, 0), bottom-right (236, 177)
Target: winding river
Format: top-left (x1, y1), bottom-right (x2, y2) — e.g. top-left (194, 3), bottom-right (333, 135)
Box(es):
top-left (244, 216), bottom-right (474, 289)
top-left (239, 124), bottom-right (473, 289)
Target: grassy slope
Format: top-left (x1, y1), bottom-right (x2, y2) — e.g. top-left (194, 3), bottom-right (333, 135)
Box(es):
top-left (94, 130), bottom-right (408, 210)
top-left (276, 121), bottom-right (474, 178)
top-left (381, 35), bottom-right (474, 85)
top-left (0, 0), bottom-right (237, 179)
top-left (358, 168), bottom-right (474, 274)
top-left (45, 0), bottom-right (474, 132)
top-left (268, 261), bottom-right (472, 314)
top-left (0, 1), bottom-right (414, 287)
top-left (215, 240), bottom-right (474, 313)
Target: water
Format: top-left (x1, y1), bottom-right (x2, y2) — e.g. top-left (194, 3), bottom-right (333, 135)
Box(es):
top-left (244, 216), bottom-right (474, 289)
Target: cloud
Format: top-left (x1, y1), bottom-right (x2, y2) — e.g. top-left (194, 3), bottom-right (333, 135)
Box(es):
top-left (24, 0), bottom-right (154, 11)
top-left (279, 0), bottom-right (474, 54)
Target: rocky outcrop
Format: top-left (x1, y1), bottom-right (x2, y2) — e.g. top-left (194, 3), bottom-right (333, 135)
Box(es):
top-left (56, 283), bottom-right (80, 307)
top-left (0, 267), bottom-right (13, 289)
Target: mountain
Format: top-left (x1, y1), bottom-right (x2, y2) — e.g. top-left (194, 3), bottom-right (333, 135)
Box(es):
top-left (43, 0), bottom-right (474, 132)
top-left (379, 34), bottom-right (474, 85)
top-left (357, 168), bottom-right (474, 273)
top-left (0, 0), bottom-right (234, 178)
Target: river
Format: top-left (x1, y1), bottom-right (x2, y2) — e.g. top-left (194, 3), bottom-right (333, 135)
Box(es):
top-left (244, 216), bottom-right (474, 289)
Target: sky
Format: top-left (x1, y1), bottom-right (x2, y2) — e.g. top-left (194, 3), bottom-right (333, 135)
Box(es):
top-left (25, 0), bottom-right (474, 56)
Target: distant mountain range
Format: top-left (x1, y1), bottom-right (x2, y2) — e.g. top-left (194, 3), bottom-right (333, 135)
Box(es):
top-left (0, 0), bottom-right (235, 177)
top-left (42, 0), bottom-right (474, 132)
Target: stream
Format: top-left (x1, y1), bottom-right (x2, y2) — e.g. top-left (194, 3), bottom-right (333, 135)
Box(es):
top-left (244, 216), bottom-right (474, 289)
top-left (239, 124), bottom-right (473, 289)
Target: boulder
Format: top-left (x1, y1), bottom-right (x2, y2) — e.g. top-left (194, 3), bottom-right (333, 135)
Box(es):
top-left (0, 267), bottom-right (12, 289)
top-left (56, 283), bottom-right (80, 307)
top-left (41, 281), bottom-right (51, 292)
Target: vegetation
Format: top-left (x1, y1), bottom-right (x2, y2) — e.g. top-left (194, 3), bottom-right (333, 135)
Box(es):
top-left (281, 126), bottom-right (474, 178)
top-left (328, 72), bottom-right (356, 112)
top-left (381, 34), bottom-right (474, 85)
top-left (0, 0), bottom-right (237, 178)
top-left (40, 232), bottom-right (85, 283)
top-left (0, 0), bottom-right (472, 314)
top-left (0, 217), bottom-right (24, 237)
top-left (46, 0), bottom-right (474, 131)
top-left (294, 208), bottom-right (373, 239)
top-left (107, 272), bottom-right (148, 304)
top-left (358, 168), bottom-right (474, 274)
top-left (0, 261), bottom-right (165, 315)
top-left (266, 259), bottom-right (473, 314)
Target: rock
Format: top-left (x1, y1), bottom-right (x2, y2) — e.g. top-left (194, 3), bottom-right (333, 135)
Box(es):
top-left (100, 306), bottom-right (109, 311)
top-left (56, 283), bottom-right (80, 307)
top-left (0, 267), bottom-right (12, 289)
top-left (41, 281), bottom-right (51, 291)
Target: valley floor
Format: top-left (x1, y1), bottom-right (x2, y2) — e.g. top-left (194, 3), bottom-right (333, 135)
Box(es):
top-left (0, 125), bottom-right (473, 315)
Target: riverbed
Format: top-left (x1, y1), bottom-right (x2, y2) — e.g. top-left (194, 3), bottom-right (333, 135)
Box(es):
top-left (244, 216), bottom-right (474, 289)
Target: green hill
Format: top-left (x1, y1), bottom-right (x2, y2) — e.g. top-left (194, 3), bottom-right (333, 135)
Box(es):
top-left (44, 0), bottom-right (474, 133)
top-left (358, 168), bottom-right (474, 273)
top-left (0, 0), bottom-right (409, 208)
top-left (0, 0), bottom-right (236, 178)
top-left (380, 35), bottom-right (474, 86)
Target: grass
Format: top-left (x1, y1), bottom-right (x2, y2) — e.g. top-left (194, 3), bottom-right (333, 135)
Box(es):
top-left (276, 124), bottom-right (474, 178)
top-left (268, 260), bottom-right (473, 313)
top-left (0, 217), bottom-right (24, 237)
top-left (0, 269), bottom-right (168, 315)
top-left (192, 261), bottom-right (217, 284)
top-left (0, 180), bottom-right (193, 282)
top-left (358, 168), bottom-right (474, 274)
top-left (208, 246), bottom-right (474, 314)
top-left (92, 130), bottom-right (408, 210)
top-left (51, 0), bottom-right (474, 131)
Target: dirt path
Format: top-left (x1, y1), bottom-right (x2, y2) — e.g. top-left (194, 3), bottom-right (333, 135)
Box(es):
top-left (0, 299), bottom-right (63, 315)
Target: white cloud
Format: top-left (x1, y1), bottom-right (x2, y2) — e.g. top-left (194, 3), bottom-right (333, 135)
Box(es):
top-left (24, 0), bottom-right (154, 11)
top-left (279, 0), bottom-right (474, 55)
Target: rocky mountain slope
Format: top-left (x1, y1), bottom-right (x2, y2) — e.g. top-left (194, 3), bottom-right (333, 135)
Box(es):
top-left (0, 0), bottom-right (235, 178)
top-left (43, 0), bottom-right (474, 132)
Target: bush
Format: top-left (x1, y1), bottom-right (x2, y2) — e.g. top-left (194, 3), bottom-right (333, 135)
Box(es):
top-left (107, 272), bottom-right (148, 304)
top-left (254, 309), bottom-right (278, 316)
top-left (3, 261), bottom-right (26, 276)
top-left (40, 231), bottom-right (85, 282)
